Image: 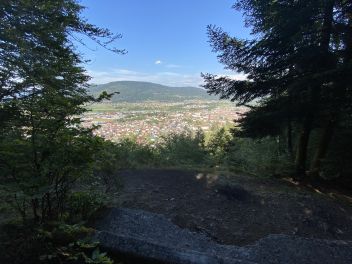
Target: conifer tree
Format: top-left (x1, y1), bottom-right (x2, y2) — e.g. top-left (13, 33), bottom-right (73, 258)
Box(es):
top-left (203, 0), bottom-right (352, 178)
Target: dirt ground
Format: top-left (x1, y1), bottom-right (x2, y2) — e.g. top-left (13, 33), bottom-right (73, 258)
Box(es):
top-left (115, 169), bottom-right (352, 246)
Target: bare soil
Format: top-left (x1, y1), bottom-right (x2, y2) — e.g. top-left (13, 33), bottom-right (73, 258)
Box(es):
top-left (115, 169), bottom-right (352, 246)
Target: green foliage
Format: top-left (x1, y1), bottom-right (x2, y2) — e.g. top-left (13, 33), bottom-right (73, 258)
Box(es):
top-left (206, 128), bottom-right (231, 166)
top-left (203, 0), bottom-right (352, 180)
top-left (0, 222), bottom-right (113, 264)
top-left (225, 137), bottom-right (293, 177)
top-left (158, 130), bottom-right (207, 166)
top-left (114, 138), bottom-right (160, 168)
top-left (92, 140), bottom-right (124, 193)
top-left (0, 120), bottom-right (104, 221)
top-left (0, 1), bottom-right (121, 262)
top-left (93, 131), bottom-right (208, 169)
top-left (92, 137), bottom-right (159, 170)
top-left (315, 126), bottom-right (352, 181)
top-left (101, 128), bottom-right (291, 178)
top-left (0, 0), bottom-right (123, 222)
top-left (67, 192), bottom-right (105, 222)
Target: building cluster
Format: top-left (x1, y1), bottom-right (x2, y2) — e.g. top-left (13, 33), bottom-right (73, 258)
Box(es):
top-left (82, 102), bottom-right (246, 143)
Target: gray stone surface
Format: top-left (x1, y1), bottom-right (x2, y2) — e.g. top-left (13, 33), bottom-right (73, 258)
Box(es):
top-left (95, 208), bottom-right (352, 264)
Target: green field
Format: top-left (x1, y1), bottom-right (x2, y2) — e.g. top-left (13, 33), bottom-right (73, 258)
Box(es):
top-left (87, 100), bottom-right (234, 113)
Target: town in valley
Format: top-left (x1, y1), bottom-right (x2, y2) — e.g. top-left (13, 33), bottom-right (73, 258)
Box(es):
top-left (83, 100), bottom-right (246, 143)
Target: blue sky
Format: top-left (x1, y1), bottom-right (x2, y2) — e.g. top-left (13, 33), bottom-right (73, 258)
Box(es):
top-left (79, 0), bottom-right (250, 87)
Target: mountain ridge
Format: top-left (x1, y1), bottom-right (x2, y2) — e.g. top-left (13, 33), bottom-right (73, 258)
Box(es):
top-left (89, 81), bottom-right (217, 102)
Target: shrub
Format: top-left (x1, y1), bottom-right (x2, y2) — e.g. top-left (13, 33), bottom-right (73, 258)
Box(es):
top-left (114, 138), bottom-right (159, 168)
top-left (93, 141), bottom-right (124, 192)
top-left (67, 191), bottom-right (105, 222)
top-left (206, 128), bottom-right (232, 166)
top-left (158, 130), bottom-right (207, 166)
top-left (225, 137), bottom-right (293, 177)
top-left (0, 222), bottom-right (113, 264)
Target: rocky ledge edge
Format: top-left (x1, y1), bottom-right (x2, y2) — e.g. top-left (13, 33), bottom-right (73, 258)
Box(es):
top-left (95, 208), bottom-right (352, 264)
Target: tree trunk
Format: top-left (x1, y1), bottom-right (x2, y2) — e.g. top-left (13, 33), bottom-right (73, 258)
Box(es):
top-left (287, 119), bottom-right (293, 158)
top-left (31, 198), bottom-right (39, 223)
top-left (310, 119), bottom-right (335, 175)
top-left (295, 118), bottom-right (312, 178)
top-left (306, 0), bottom-right (336, 178)
top-left (286, 94), bottom-right (294, 159)
top-left (47, 192), bottom-right (52, 219)
top-left (295, 0), bottom-right (335, 179)
top-left (320, 0), bottom-right (335, 51)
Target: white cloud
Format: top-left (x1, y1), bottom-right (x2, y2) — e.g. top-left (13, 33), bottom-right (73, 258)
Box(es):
top-left (155, 60), bottom-right (162, 65)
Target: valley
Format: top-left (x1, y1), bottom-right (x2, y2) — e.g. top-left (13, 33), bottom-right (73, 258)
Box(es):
top-left (83, 100), bottom-right (246, 143)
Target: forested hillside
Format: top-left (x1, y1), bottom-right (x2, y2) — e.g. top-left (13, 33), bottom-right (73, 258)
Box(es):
top-left (89, 81), bottom-right (218, 102)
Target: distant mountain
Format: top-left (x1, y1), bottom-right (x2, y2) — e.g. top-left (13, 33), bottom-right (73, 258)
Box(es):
top-left (88, 81), bottom-right (218, 102)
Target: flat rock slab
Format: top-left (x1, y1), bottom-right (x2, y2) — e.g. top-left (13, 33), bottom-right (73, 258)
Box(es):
top-left (95, 208), bottom-right (352, 264)
top-left (117, 169), bottom-right (352, 245)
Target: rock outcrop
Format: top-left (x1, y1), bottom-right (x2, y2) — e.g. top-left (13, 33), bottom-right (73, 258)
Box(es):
top-left (95, 208), bottom-right (352, 264)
